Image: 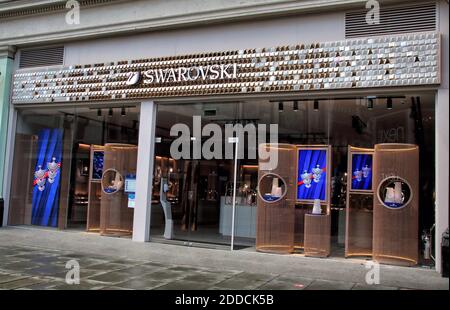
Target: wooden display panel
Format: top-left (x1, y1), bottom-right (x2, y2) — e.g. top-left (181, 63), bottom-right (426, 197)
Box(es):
top-left (345, 146), bottom-right (374, 258)
top-left (304, 214), bottom-right (331, 257)
top-left (296, 145), bottom-right (332, 257)
top-left (99, 144), bottom-right (137, 237)
top-left (86, 145), bottom-right (104, 232)
top-left (8, 134), bottom-right (36, 225)
top-left (256, 144), bottom-right (296, 254)
top-left (373, 144), bottom-right (419, 266)
top-left (294, 205), bottom-right (308, 249)
top-left (345, 194), bottom-right (373, 257)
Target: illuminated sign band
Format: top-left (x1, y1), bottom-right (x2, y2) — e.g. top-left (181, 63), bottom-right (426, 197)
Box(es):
top-left (12, 32), bottom-right (440, 104)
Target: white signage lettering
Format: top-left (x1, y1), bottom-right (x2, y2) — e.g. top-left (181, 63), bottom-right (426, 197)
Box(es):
top-left (143, 63), bottom-right (237, 84)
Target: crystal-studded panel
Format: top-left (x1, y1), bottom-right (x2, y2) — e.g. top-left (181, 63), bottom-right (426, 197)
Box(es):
top-left (12, 32), bottom-right (440, 104)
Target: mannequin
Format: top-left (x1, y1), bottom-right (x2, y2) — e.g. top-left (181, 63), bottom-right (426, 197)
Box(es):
top-left (160, 177), bottom-right (174, 239)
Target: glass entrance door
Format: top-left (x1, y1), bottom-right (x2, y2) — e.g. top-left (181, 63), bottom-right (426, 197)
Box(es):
top-left (150, 101), bottom-right (261, 248)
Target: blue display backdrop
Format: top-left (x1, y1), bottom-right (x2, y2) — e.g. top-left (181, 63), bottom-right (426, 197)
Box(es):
top-left (297, 149), bottom-right (327, 201)
top-left (92, 151), bottom-right (104, 180)
top-left (31, 128), bottom-right (63, 227)
top-left (351, 154), bottom-right (373, 191)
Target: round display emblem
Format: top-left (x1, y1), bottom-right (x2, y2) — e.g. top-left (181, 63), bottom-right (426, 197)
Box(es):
top-left (257, 173), bottom-right (287, 203)
top-left (101, 168), bottom-right (124, 194)
top-left (376, 176), bottom-right (412, 210)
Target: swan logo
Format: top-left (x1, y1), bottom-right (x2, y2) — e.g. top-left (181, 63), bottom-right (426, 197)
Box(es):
top-left (126, 71), bottom-right (141, 86)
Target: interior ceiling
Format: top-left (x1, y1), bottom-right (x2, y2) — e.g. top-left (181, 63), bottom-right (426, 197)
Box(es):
top-left (19, 93), bottom-right (435, 131)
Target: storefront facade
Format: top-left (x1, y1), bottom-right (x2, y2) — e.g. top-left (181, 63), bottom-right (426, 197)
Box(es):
top-left (0, 0), bottom-right (448, 273)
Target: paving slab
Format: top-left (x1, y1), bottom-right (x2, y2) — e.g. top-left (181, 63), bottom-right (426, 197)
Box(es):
top-left (0, 227), bottom-right (448, 290)
top-left (0, 277), bottom-right (46, 289)
top-left (305, 279), bottom-right (356, 290)
top-left (114, 278), bottom-right (166, 290)
top-left (155, 280), bottom-right (212, 290)
top-left (352, 283), bottom-right (399, 290)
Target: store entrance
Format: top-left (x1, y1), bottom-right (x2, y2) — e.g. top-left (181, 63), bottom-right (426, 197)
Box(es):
top-left (150, 102), bottom-right (257, 248)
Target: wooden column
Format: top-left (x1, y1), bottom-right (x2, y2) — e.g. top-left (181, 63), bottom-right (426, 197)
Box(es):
top-left (86, 145), bottom-right (104, 232)
top-left (345, 146), bottom-right (374, 258)
top-left (373, 143), bottom-right (419, 266)
top-left (256, 144), bottom-right (296, 254)
top-left (100, 143), bottom-right (137, 237)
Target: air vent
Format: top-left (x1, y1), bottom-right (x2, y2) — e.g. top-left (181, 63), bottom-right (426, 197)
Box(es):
top-left (19, 46), bottom-right (64, 69)
top-left (345, 2), bottom-right (436, 38)
top-left (204, 109), bottom-right (217, 117)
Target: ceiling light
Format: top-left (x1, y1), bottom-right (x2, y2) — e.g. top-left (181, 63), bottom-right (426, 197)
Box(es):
top-left (314, 99), bottom-right (319, 111)
top-left (387, 97), bottom-right (393, 110)
top-left (367, 98), bottom-right (374, 110)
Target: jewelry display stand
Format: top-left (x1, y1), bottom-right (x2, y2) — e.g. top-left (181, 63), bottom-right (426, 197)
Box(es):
top-left (298, 145), bottom-right (332, 258)
top-left (304, 213), bottom-right (331, 257)
top-left (99, 143), bottom-right (137, 237)
top-left (86, 145), bottom-right (104, 232)
top-left (373, 143), bottom-right (419, 266)
top-left (256, 144), bottom-right (296, 254)
top-left (345, 146), bottom-right (374, 257)
top-left (294, 205), bottom-right (308, 249)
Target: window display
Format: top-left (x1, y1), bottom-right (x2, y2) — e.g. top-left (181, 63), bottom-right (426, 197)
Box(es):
top-left (8, 105), bottom-right (140, 231)
top-left (31, 128), bottom-right (63, 227)
top-left (297, 147), bottom-right (329, 202)
top-left (351, 154), bottom-right (373, 191)
top-left (377, 177), bottom-right (412, 209)
top-left (373, 143), bottom-right (419, 266)
top-left (91, 151), bottom-right (104, 180)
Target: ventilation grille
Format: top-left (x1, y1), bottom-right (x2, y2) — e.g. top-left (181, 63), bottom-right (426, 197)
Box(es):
top-left (345, 2), bottom-right (436, 38)
top-left (19, 46), bottom-right (64, 69)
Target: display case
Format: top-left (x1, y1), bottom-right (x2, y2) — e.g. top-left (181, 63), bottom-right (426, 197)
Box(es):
top-left (345, 146), bottom-right (374, 257)
top-left (256, 143), bottom-right (296, 254)
top-left (373, 143), bottom-right (419, 266)
top-left (297, 145), bottom-right (332, 257)
top-left (99, 143), bottom-right (137, 237)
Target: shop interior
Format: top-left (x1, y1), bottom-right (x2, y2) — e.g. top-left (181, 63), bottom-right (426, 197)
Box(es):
top-left (151, 93), bottom-right (436, 264)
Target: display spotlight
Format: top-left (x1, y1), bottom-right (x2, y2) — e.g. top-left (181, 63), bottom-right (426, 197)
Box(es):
top-left (293, 100), bottom-right (299, 112)
top-left (367, 98), bottom-right (374, 110)
top-left (278, 101), bottom-right (284, 112)
top-left (97, 109), bottom-right (102, 117)
top-left (387, 97), bottom-right (393, 110)
top-left (313, 99), bottom-right (319, 111)
top-left (108, 107), bottom-right (113, 117)
top-left (121, 106), bottom-right (126, 117)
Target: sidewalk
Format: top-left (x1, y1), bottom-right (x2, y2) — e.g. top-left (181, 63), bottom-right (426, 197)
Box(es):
top-left (0, 226), bottom-right (448, 290)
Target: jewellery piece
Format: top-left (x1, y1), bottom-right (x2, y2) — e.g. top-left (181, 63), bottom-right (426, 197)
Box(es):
top-left (34, 165), bottom-right (46, 191)
top-left (362, 164), bottom-right (371, 178)
top-left (312, 164), bottom-right (323, 183)
top-left (47, 157), bottom-right (59, 184)
top-left (384, 187), bottom-right (395, 204)
top-left (354, 169), bottom-right (363, 182)
top-left (301, 170), bottom-right (312, 188)
top-left (393, 181), bottom-right (404, 204)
